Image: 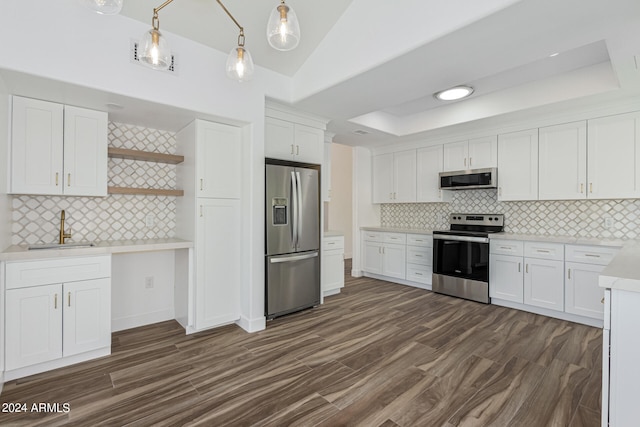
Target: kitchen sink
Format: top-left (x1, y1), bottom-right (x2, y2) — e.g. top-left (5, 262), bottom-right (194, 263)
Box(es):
top-left (28, 242), bottom-right (96, 250)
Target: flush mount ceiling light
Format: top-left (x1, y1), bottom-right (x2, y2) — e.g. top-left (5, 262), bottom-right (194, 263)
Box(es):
top-left (267, 0), bottom-right (301, 51)
top-left (434, 85), bottom-right (475, 101)
top-left (83, 0), bottom-right (123, 15)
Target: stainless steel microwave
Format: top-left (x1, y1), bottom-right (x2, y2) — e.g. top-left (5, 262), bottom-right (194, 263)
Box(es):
top-left (439, 167), bottom-right (497, 190)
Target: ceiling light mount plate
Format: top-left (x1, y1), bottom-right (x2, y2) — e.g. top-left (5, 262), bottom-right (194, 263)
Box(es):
top-left (434, 85), bottom-right (474, 101)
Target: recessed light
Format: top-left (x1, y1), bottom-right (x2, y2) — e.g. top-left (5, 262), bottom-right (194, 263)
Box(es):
top-left (434, 85), bottom-right (474, 101)
top-left (105, 102), bottom-right (124, 110)
top-left (549, 52), bottom-right (560, 57)
top-left (353, 129), bottom-right (370, 135)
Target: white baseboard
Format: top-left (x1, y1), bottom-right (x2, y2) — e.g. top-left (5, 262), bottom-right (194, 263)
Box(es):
top-left (491, 298), bottom-right (603, 328)
top-left (5, 348), bottom-right (110, 381)
top-left (363, 272), bottom-right (432, 291)
top-left (236, 315), bottom-right (266, 333)
top-left (112, 308), bottom-right (175, 332)
top-left (323, 288), bottom-right (341, 297)
top-left (352, 269), bottom-right (363, 277)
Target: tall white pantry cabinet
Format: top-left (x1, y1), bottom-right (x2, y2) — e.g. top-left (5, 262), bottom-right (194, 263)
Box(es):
top-left (176, 120), bottom-right (242, 332)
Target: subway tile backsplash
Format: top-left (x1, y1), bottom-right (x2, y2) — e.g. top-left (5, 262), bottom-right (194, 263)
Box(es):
top-left (381, 189), bottom-right (640, 240)
top-left (11, 122), bottom-right (177, 245)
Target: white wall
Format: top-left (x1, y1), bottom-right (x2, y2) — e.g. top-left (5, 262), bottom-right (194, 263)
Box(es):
top-left (328, 143), bottom-right (354, 258)
top-left (111, 251), bottom-right (176, 331)
top-left (0, 0), bottom-right (294, 331)
top-left (351, 146), bottom-right (380, 276)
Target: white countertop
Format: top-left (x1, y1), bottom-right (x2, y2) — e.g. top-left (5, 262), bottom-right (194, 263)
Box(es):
top-left (361, 226), bottom-right (436, 235)
top-left (324, 230), bottom-right (344, 238)
top-left (490, 232), bottom-right (625, 247)
top-left (0, 238), bottom-right (193, 261)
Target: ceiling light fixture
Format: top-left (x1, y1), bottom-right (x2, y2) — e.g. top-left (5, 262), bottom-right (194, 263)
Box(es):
top-left (137, 0), bottom-right (257, 82)
top-left (267, 0), bottom-right (301, 51)
top-left (434, 85), bottom-right (475, 101)
top-left (83, 0), bottom-right (123, 15)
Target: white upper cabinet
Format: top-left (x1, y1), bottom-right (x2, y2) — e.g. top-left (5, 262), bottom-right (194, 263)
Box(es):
top-left (265, 117), bottom-right (324, 164)
top-left (417, 145), bottom-right (447, 202)
top-left (443, 136), bottom-right (497, 171)
top-left (587, 112), bottom-right (640, 199)
top-left (196, 120), bottom-right (242, 199)
top-left (538, 121), bottom-right (587, 200)
top-left (372, 150), bottom-right (416, 203)
top-left (498, 129), bottom-right (538, 201)
top-left (10, 96), bottom-right (107, 196)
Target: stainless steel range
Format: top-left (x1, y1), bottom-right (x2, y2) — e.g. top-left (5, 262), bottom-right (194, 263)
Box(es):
top-left (432, 213), bottom-right (504, 303)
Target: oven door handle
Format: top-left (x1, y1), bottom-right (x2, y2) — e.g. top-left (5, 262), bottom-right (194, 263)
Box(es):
top-left (433, 234), bottom-right (489, 244)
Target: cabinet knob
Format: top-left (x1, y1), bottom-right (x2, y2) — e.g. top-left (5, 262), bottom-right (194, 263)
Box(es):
top-left (601, 297), bottom-right (605, 304)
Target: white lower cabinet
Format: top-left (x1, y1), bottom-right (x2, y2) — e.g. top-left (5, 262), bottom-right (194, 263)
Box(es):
top-left (362, 230), bottom-right (434, 287)
top-left (362, 232), bottom-right (406, 280)
top-left (524, 258), bottom-right (564, 311)
top-left (322, 235), bottom-right (345, 295)
top-left (490, 239), bottom-right (619, 326)
top-left (490, 239), bottom-right (524, 303)
top-left (4, 256), bottom-right (111, 377)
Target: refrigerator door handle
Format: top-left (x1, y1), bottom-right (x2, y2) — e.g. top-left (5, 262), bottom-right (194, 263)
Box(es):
top-left (269, 252), bottom-right (319, 263)
top-left (295, 171), bottom-right (303, 248)
top-left (290, 171), bottom-right (298, 248)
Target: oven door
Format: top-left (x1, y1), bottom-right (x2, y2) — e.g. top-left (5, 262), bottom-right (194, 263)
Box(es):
top-left (433, 234), bottom-right (490, 282)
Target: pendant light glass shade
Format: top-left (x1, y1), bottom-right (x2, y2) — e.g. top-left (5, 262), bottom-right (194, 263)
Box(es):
top-left (139, 28), bottom-right (172, 70)
top-left (266, 1), bottom-right (300, 51)
top-left (226, 46), bottom-right (254, 82)
top-left (83, 0), bottom-right (123, 15)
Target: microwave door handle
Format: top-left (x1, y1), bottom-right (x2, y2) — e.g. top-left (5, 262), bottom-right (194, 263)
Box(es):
top-left (291, 171), bottom-right (298, 248)
top-left (296, 171), bottom-right (303, 247)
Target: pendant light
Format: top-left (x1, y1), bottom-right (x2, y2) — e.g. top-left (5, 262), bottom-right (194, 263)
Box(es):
top-left (226, 30), bottom-right (255, 82)
top-left (83, 0), bottom-right (123, 15)
top-left (138, 7), bottom-right (172, 70)
top-left (267, 0), bottom-right (300, 51)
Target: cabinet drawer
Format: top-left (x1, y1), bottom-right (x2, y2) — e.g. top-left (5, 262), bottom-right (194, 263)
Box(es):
top-left (323, 236), bottom-right (344, 251)
top-left (524, 242), bottom-right (564, 261)
top-left (491, 239), bottom-right (524, 256)
top-left (565, 245), bottom-right (619, 265)
top-left (362, 231), bottom-right (383, 242)
top-left (384, 233), bottom-right (406, 244)
top-left (407, 247), bottom-right (432, 266)
top-left (407, 264), bottom-right (432, 285)
top-left (6, 255), bottom-right (111, 289)
top-left (406, 234), bottom-right (432, 247)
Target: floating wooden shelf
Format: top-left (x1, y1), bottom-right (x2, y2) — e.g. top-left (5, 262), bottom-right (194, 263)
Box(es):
top-left (108, 187), bottom-right (184, 197)
top-left (108, 147), bottom-right (184, 165)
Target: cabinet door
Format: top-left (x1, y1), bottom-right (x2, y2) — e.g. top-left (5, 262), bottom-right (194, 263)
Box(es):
top-left (393, 150), bottom-right (416, 202)
top-left (63, 278), bottom-right (111, 357)
top-left (265, 117), bottom-right (295, 161)
top-left (489, 254), bottom-right (524, 303)
top-left (322, 249), bottom-right (344, 292)
top-left (565, 262), bottom-right (605, 319)
top-left (468, 136), bottom-right (497, 169)
top-left (63, 106), bottom-right (108, 196)
top-left (382, 243), bottom-right (406, 279)
top-left (196, 198), bottom-right (241, 330)
top-left (10, 96), bottom-right (64, 195)
top-left (588, 112), bottom-right (640, 199)
top-left (538, 121), bottom-right (587, 200)
top-left (498, 129), bottom-right (538, 201)
top-left (362, 240), bottom-right (383, 274)
top-left (524, 258), bottom-right (564, 311)
top-left (196, 121), bottom-right (242, 199)
top-left (417, 145), bottom-right (444, 202)
top-left (5, 284), bottom-right (63, 370)
top-left (294, 124), bottom-right (324, 164)
top-left (443, 140), bottom-right (468, 171)
top-left (372, 153), bottom-right (393, 203)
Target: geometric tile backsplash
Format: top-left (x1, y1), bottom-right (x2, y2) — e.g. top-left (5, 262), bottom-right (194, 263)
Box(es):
top-left (11, 122), bottom-right (178, 245)
top-left (381, 189), bottom-right (640, 240)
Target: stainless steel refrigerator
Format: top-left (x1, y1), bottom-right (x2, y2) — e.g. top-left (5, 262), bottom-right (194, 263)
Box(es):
top-left (265, 161), bottom-right (320, 319)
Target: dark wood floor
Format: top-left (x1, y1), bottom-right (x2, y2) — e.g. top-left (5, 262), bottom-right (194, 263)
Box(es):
top-left (1, 262), bottom-right (602, 426)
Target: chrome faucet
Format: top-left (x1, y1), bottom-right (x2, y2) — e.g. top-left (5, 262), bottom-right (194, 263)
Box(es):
top-left (59, 210), bottom-right (71, 244)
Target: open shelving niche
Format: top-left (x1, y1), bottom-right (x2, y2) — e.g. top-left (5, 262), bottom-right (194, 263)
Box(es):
top-left (107, 147), bottom-right (185, 196)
